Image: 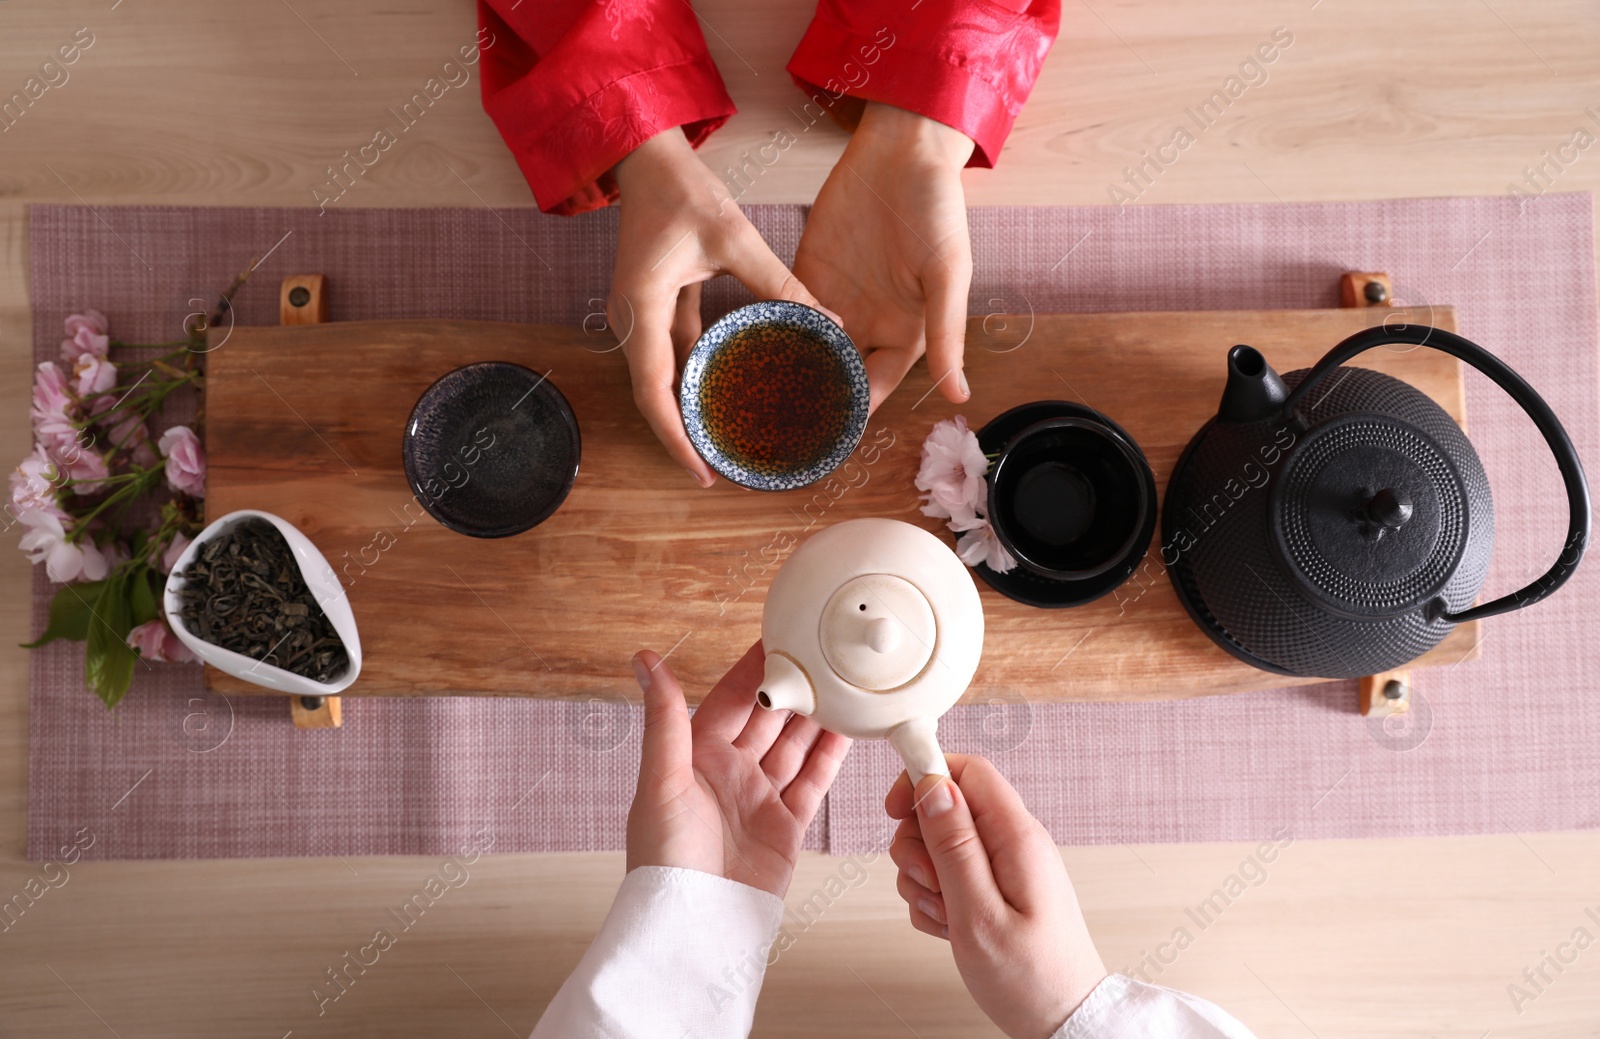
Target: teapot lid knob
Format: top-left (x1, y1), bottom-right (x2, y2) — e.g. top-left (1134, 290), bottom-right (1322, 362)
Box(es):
top-left (820, 574), bottom-right (937, 691)
top-left (1271, 415), bottom-right (1471, 618)
top-left (1358, 487), bottom-right (1414, 536)
top-left (865, 617), bottom-right (900, 654)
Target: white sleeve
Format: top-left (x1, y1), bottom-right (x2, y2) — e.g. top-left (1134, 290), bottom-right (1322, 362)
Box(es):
top-left (530, 865), bottom-right (785, 1039)
top-left (1054, 974), bottom-right (1259, 1039)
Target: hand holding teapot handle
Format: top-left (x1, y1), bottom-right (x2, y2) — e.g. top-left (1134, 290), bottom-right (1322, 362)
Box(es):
top-left (886, 755), bottom-right (1107, 1039)
top-left (887, 717), bottom-right (951, 785)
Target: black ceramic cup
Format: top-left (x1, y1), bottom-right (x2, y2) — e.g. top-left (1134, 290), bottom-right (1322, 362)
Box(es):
top-left (402, 362), bottom-right (581, 538)
top-left (987, 415), bottom-right (1154, 581)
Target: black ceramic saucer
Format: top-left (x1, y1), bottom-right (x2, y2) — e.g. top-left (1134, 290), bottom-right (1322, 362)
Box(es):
top-left (974, 400), bottom-right (1158, 609)
top-left (402, 362), bottom-right (581, 539)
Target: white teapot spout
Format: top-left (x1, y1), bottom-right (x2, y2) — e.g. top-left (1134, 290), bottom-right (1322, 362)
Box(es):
top-left (757, 651), bottom-right (815, 716)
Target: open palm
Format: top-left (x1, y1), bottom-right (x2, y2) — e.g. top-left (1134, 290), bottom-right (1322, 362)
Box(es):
top-left (627, 641), bottom-right (850, 898)
top-left (795, 102), bottom-right (976, 412)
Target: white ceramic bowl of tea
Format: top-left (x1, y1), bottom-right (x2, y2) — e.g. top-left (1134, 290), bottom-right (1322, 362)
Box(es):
top-left (163, 509), bottom-right (363, 696)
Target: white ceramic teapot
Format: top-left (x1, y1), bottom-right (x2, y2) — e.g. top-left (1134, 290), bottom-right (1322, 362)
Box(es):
top-left (757, 518), bottom-right (985, 782)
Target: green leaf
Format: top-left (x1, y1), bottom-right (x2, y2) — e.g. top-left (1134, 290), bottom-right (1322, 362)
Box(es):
top-left (84, 573), bottom-right (136, 709)
top-left (128, 565), bottom-right (159, 626)
top-left (21, 580), bottom-right (106, 648)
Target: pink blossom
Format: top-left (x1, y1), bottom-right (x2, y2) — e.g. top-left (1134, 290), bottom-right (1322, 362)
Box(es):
top-left (947, 507), bottom-right (989, 533)
top-left (916, 416), bottom-right (989, 520)
top-left (9, 445), bottom-right (66, 519)
top-left (58, 441), bottom-right (111, 495)
top-left (72, 352), bottom-right (118, 416)
top-left (158, 531), bottom-right (190, 575)
top-left (921, 495), bottom-right (981, 529)
top-left (125, 620), bottom-right (165, 660)
top-left (30, 362), bottom-right (79, 455)
top-left (916, 415), bottom-right (1017, 572)
top-left (18, 509), bottom-right (109, 583)
top-left (955, 521), bottom-right (1018, 573)
top-left (126, 619), bottom-right (195, 663)
top-left (158, 425), bottom-right (205, 497)
top-left (101, 539), bottom-right (130, 572)
top-left (32, 360), bottom-right (71, 409)
top-left (59, 309), bottom-right (110, 363)
top-left (107, 410), bottom-right (158, 468)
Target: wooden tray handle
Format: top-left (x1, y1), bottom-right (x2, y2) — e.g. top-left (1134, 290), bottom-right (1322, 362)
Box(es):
top-left (1342, 271), bottom-right (1420, 720)
top-left (1340, 271), bottom-right (1393, 308)
top-left (282, 273), bottom-right (341, 730)
top-left (280, 274), bottom-right (329, 325)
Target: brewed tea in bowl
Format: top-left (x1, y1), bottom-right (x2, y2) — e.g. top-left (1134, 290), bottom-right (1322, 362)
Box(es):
top-left (679, 301), bottom-right (869, 491)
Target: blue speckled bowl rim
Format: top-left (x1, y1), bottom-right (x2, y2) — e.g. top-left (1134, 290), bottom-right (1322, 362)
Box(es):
top-left (678, 300), bottom-right (870, 492)
top-left (401, 361), bottom-right (581, 539)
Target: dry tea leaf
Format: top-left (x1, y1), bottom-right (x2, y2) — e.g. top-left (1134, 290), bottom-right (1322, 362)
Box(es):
top-left (174, 519), bottom-right (350, 683)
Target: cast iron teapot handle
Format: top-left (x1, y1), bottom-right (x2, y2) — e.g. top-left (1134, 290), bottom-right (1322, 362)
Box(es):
top-left (1281, 323), bottom-right (1591, 624)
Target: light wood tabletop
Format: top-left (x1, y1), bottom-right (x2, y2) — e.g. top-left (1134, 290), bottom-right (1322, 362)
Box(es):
top-left (2, 1), bottom-right (1598, 1036)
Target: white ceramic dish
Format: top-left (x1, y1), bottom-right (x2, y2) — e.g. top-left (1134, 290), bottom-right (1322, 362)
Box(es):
top-left (163, 509), bottom-right (362, 696)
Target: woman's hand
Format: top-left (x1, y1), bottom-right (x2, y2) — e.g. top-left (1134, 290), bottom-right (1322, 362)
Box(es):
top-left (794, 102), bottom-right (976, 412)
top-left (610, 128), bottom-right (828, 486)
top-left (626, 640), bottom-right (851, 899)
top-left (885, 755), bottom-right (1108, 1039)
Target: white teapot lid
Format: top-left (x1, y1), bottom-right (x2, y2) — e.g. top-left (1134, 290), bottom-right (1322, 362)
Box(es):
top-left (820, 574), bottom-right (936, 690)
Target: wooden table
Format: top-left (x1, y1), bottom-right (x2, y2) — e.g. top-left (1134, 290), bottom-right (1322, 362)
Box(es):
top-left (2, 2), bottom-right (1597, 1037)
top-left (203, 305), bottom-right (1479, 702)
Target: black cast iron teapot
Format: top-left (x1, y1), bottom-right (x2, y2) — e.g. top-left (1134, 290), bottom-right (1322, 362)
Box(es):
top-left (1163, 324), bottom-right (1590, 678)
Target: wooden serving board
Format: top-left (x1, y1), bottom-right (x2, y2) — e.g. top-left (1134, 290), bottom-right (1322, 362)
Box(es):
top-left (203, 305), bottom-right (1479, 703)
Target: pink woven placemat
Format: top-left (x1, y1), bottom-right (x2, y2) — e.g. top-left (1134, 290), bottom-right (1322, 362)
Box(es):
top-left (24, 195), bottom-right (1597, 861)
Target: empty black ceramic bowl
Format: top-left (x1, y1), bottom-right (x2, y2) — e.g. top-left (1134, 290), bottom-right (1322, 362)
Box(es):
top-left (988, 414), bottom-right (1153, 582)
top-left (402, 362), bottom-right (581, 538)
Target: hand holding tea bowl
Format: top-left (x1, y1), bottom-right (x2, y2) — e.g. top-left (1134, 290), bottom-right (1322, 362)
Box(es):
top-left (794, 101), bottom-right (977, 413)
top-left (609, 127), bottom-right (835, 488)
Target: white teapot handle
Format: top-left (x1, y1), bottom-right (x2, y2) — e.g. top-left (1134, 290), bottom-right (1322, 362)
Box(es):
top-left (887, 717), bottom-right (950, 785)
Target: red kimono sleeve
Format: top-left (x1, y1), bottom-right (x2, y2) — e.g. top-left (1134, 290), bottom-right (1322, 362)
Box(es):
top-left (477, 0), bottom-right (737, 215)
top-left (785, 0), bottom-right (1060, 168)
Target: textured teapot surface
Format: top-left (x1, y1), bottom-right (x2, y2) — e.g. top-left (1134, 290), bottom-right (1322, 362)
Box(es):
top-left (1165, 344), bottom-right (1494, 678)
top-left (757, 518), bottom-right (984, 768)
